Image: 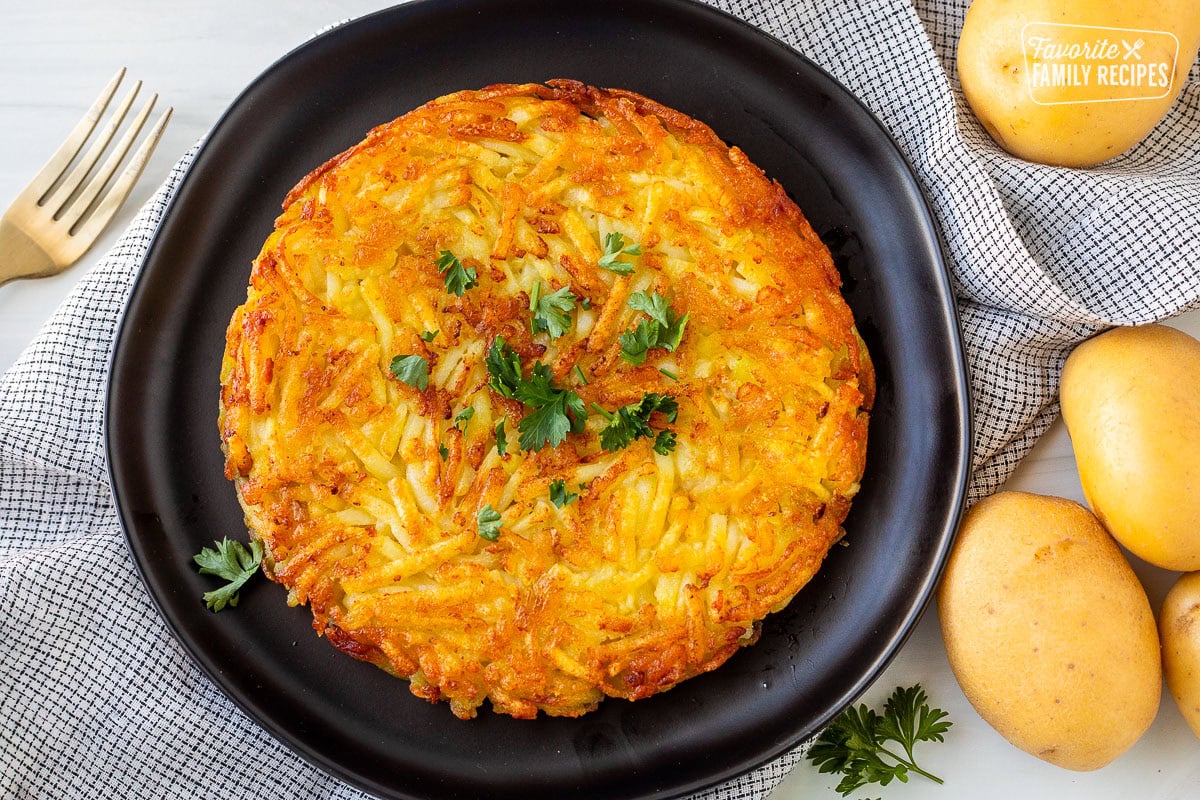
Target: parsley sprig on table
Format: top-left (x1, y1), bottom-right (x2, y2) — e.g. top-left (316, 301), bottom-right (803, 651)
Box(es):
top-left (806, 684), bottom-right (951, 796)
top-left (620, 291), bottom-right (689, 366)
top-left (597, 231), bottom-right (641, 275)
top-left (193, 538), bottom-right (263, 612)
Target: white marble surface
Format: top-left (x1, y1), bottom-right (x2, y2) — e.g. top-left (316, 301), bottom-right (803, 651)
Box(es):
top-left (1, 3), bottom-right (1198, 799)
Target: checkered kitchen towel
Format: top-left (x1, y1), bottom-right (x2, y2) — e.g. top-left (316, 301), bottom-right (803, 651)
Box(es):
top-left (2, 1), bottom-right (1198, 798)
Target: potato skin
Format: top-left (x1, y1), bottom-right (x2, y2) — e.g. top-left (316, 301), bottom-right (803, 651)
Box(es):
top-left (957, 0), bottom-right (1200, 167)
top-left (938, 492), bottom-right (1160, 770)
top-left (1161, 572), bottom-right (1200, 741)
top-left (1061, 325), bottom-right (1200, 571)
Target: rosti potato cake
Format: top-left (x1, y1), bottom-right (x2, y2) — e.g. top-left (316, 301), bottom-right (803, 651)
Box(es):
top-left (219, 80), bottom-right (873, 719)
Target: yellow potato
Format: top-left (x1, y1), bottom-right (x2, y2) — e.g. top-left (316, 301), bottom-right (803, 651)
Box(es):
top-left (1161, 572), bottom-right (1200, 741)
top-left (958, 0), bottom-right (1200, 167)
top-left (938, 492), bottom-right (1161, 770)
top-left (1061, 324), bottom-right (1200, 570)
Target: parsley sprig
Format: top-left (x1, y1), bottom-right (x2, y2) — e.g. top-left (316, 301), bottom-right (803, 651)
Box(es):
top-left (620, 291), bottom-right (689, 366)
top-left (485, 338), bottom-right (588, 451)
top-left (193, 538), bottom-right (263, 612)
top-left (494, 416), bottom-right (509, 456)
top-left (477, 505), bottom-right (502, 541)
top-left (437, 249), bottom-right (478, 296)
top-left (515, 364), bottom-right (588, 451)
top-left (593, 392), bottom-right (678, 454)
top-left (806, 685), bottom-right (951, 796)
top-left (390, 354), bottom-right (430, 391)
top-left (485, 336), bottom-right (524, 398)
top-left (529, 281), bottom-right (577, 339)
top-left (597, 232), bottom-right (641, 275)
top-left (549, 478), bottom-right (579, 508)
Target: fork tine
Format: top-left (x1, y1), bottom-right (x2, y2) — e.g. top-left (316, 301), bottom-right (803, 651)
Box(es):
top-left (27, 68), bottom-right (125, 203)
top-left (69, 107), bottom-right (172, 254)
top-left (61, 93), bottom-right (157, 231)
top-left (44, 79), bottom-right (142, 218)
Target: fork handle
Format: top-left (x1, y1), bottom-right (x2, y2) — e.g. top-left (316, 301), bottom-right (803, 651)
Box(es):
top-left (0, 216), bottom-right (58, 287)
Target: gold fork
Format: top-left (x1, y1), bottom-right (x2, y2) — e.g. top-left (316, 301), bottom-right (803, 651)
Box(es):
top-left (0, 68), bottom-right (172, 287)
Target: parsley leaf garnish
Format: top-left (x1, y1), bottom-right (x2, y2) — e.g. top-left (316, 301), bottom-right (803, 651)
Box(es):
top-left (436, 249), bottom-right (478, 296)
top-left (454, 407), bottom-right (475, 431)
top-left (598, 392), bottom-right (678, 452)
top-left (485, 337), bottom-right (524, 398)
top-left (549, 478), bottom-right (579, 508)
top-left (516, 363), bottom-right (588, 451)
top-left (617, 323), bottom-right (658, 367)
top-left (806, 684), bottom-right (951, 796)
top-left (438, 442), bottom-right (449, 461)
top-left (653, 429), bottom-right (677, 455)
top-left (390, 354), bottom-right (429, 391)
top-left (627, 290), bottom-right (670, 326)
top-left (530, 281), bottom-right (577, 338)
top-left (494, 416), bottom-right (508, 456)
top-left (420, 329), bottom-right (439, 342)
top-left (597, 231), bottom-right (641, 275)
top-left (512, 362), bottom-right (562, 407)
top-left (477, 505), bottom-right (502, 541)
top-left (619, 292), bottom-right (689, 366)
top-left (193, 537), bottom-right (263, 612)
top-left (519, 394), bottom-right (582, 451)
top-left (485, 340), bottom-right (587, 451)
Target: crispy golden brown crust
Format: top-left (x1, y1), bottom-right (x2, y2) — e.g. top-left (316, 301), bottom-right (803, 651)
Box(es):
top-left (219, 80), bottom-right (872, 719)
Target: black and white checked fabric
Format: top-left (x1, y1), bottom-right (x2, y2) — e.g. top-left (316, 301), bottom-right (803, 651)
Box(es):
top-left (1, 2), bottom-right (1197, 798)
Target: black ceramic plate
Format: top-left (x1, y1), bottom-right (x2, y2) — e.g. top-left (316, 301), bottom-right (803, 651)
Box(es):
top-left (106, 1), bottom-right (970, 798)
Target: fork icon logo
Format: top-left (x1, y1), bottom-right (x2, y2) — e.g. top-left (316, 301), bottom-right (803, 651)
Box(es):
top-left (1123, 38), bottom-right (1146, 60)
